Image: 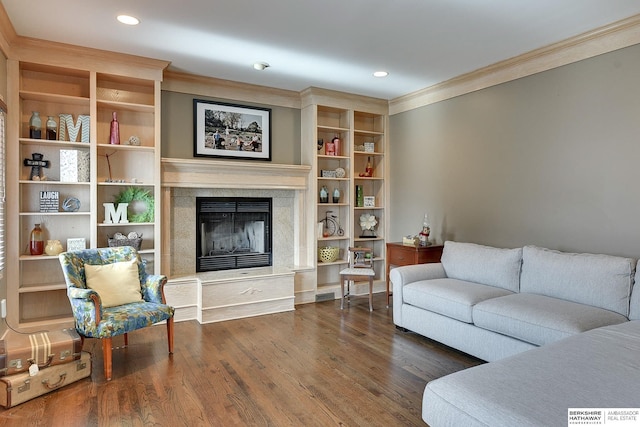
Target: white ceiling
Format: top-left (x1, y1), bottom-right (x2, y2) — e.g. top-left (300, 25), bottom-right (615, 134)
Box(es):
top-left (3, 0), bottom-right (640, 100)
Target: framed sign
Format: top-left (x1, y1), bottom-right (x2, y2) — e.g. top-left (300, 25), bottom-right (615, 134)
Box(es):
top-left (193, 99), bottom-right (271, 161)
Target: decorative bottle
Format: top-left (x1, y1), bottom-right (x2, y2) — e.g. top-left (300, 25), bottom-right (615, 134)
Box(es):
top-left (46, 116), bottom-right (57, 140)
top-left (109, 111), bottom-right (120, 145)
top-left (331, 135), bottom-right (340, 156)
top-left (419, 213), bottom-right (431, 246)
top-left (332, 187), bottom-right (340, 203)
top-left (29, 223), bottom-right (44, 255)
top-left (29, 112), bottom-right (42, 139)
top-left (365, 156), bottom-right (373, 177)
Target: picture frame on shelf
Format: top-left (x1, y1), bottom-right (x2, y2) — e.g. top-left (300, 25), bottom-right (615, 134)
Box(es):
top-left (193, 99), bottom-right (271, 161)
top-left (66, 238), bottom-right (86, 252)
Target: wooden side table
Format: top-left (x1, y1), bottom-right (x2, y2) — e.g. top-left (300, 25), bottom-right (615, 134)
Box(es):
top-left (386, 242), bottom-right (444, 306)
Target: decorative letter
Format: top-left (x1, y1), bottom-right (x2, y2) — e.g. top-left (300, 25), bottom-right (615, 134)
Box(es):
top-left (103, 203), bottom-right (129, 224)
top-left (59, 114), bottom-right (90, 142)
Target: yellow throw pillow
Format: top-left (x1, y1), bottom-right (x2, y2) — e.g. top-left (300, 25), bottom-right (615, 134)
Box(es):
top-left (85, 259), bottom-right (143, 307)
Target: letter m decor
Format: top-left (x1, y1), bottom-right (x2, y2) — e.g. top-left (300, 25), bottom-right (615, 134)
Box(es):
top-left (103, 203), bottom-right (129, 224)
top-left (59, 114), bottom-right (90, 142)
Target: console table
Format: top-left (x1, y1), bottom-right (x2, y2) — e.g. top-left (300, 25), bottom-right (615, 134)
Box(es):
top-left (386, 242), bottom-right (444, 306)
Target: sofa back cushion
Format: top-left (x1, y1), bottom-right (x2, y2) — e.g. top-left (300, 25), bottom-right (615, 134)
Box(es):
top-left (520, 246), bottom-right (635, 317)
top-left (440, 241), bottom-right (522, 292)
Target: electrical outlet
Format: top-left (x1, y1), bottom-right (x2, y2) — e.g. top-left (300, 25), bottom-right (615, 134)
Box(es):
top-left (1, 299), bottom-right (6, 319)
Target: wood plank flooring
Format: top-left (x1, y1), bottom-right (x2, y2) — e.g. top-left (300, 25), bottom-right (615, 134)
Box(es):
top-left (0, 294), bottom-right (482, 426)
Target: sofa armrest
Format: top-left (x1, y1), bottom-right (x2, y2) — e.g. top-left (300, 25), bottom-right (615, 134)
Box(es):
top-left (391, 263), bottom-right (446, 328)
top-left (390, 263), bottom-right (447, 287)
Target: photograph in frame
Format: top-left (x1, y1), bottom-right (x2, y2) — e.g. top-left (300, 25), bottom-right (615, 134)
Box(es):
top-left (193, 99), bottom-right (271, 161)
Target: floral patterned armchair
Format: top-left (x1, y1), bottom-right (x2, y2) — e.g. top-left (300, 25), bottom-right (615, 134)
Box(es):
top-left (58, 246), bottom-right (174, 380)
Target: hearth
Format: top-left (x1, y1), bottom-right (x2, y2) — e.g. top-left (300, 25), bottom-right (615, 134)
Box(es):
top-left (196, 197), bottom-right (272, 272)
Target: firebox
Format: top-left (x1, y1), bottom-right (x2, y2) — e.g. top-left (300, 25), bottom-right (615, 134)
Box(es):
top-left (196, 197), bottom-right (272, 272)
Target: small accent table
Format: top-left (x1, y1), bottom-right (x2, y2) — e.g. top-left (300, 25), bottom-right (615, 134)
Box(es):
top-left (386, 242), bottom-right (444, 307)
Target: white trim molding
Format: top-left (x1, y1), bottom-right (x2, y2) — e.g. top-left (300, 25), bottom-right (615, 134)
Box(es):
top-left (390, 14), bottom-right (640, 115)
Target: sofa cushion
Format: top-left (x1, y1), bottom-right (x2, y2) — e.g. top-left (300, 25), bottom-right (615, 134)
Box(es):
top-left (520, 246), bottom-right (635, 317)
top-left (403, 278), bottom-right (513, 323)
top-left (423, 321), bottom-right (640, 427)
top-left (473, 293), bottom-right (628, 346)
top-left (440, 241), bottom-right (522, 292)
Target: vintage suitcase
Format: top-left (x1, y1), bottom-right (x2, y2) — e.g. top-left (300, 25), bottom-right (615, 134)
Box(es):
top-left (0, 328), bottom-right (82, 377)
top-left (0, 351), bottom-right (91, 408)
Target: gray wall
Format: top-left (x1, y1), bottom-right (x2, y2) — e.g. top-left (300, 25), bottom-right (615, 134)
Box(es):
top-left (161, 90), bottom-right (301, 164)
top-left (390, 43), bottom-right (640, 258)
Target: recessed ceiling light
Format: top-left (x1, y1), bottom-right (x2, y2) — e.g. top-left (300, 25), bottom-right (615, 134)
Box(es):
top-left (373, 71), bottom-right (389, 77)
top-left (117, 15), bottom-right (140, 25)
top-left (253, 62), bottom-right (270, 71)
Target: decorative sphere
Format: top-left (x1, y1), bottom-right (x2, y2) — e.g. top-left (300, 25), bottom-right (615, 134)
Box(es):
top-left (128, 135), bottom-right (141, 146)
top-left (62, 197), bottom-right (80, 212)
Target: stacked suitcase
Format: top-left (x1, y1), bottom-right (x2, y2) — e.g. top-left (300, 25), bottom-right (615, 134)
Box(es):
top-left (0, 328), bottom-right (91, 407)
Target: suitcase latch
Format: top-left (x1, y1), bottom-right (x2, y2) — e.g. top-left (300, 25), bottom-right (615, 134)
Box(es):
top-left (60, 350), bottom-right (71, 360)
top-left (17, 379), bottom-right (30, 394)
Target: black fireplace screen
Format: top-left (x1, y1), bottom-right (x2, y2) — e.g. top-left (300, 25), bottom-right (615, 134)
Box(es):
top-left (196, 197), bottom-right (272, 272)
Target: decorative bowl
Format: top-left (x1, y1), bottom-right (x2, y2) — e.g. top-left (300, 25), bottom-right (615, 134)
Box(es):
top-left (318, 246), bottom-right (339, 263)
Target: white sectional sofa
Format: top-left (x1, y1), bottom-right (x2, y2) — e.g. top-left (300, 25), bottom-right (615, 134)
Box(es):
top-left (390, 241), bottom-right (640, 426)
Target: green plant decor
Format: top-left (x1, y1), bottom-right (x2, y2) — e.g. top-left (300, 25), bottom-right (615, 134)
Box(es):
top-left (114, 187), bottom-right (154, 223)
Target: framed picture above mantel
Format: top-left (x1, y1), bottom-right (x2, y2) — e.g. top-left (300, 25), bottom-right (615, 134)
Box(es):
top-left (193, 99), bottom-right (271, 161)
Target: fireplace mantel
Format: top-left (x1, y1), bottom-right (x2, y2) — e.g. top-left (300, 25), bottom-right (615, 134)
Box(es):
top-left (161, 158), bottom-right (311, 190)
top-left (160, 156), bottom-right (315, 322)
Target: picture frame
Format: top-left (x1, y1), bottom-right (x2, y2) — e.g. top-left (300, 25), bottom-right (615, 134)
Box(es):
top-left (193, 99), bottom-right (271, 161)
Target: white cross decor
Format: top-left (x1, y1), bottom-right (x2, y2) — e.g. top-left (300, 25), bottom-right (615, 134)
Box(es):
top-left (103, 203), bottom-right (129, 224)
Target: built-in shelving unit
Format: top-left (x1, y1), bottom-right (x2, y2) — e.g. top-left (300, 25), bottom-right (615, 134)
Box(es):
top-left (6, 53), bottom-right (166, 330)
top-left (301, 88), bottom-right (389, 300)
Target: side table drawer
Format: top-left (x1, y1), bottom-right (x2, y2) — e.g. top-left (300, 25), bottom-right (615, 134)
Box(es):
top-left (387, 248), bottom-right (416, 266)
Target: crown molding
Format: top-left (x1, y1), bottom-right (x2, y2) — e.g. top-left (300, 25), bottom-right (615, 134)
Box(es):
top-left (389, 13), bottom-right (640, 115)
top-left (163, 70), bottom-right (302, 109)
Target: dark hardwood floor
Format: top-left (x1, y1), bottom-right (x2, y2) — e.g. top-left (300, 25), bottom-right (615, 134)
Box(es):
top-left (0, 294), bottom-right (482, 426)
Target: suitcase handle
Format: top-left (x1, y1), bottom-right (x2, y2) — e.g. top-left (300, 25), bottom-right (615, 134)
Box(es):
top-left (28, 355), bottom-right (54, 369)
top-left (42, 373), bottom-right (67, 390)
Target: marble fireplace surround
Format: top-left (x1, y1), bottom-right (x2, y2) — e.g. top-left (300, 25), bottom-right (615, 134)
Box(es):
top-left (160, 158), bottom-right (312, 323)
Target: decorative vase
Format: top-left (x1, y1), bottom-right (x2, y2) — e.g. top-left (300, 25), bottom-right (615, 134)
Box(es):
top-left (331, 135), bottom-right (340, 156)
top-left (355, 185), bottom-right (364, 207)
top-left (29, 112), bottom-right (42, 139)
top-left (44, 239), bottom-right (63, 256)
top-left (332, 188), bottom-right (340, 203)
top-left (319, 186), bottom-right (328, 203)
top-left (109, 111), bottom-right (120, 145)
top-left (29, 223), bottom-right (44, 255)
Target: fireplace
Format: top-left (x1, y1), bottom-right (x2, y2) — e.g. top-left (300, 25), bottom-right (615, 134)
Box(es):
top-left (196, 197), bottom-right (272, 272)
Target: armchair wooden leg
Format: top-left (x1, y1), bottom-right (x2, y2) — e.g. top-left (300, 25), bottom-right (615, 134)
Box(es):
top-left (102, 337), bottom-right (113, 381)
top-left (123, 333), bottom-right (128, 347)
top-left (340, 277), bottom-right (345, 309)
top-left (167, 317), bottom-right (174, 354)
top-left (368, 277), bottom-right (374, 312)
